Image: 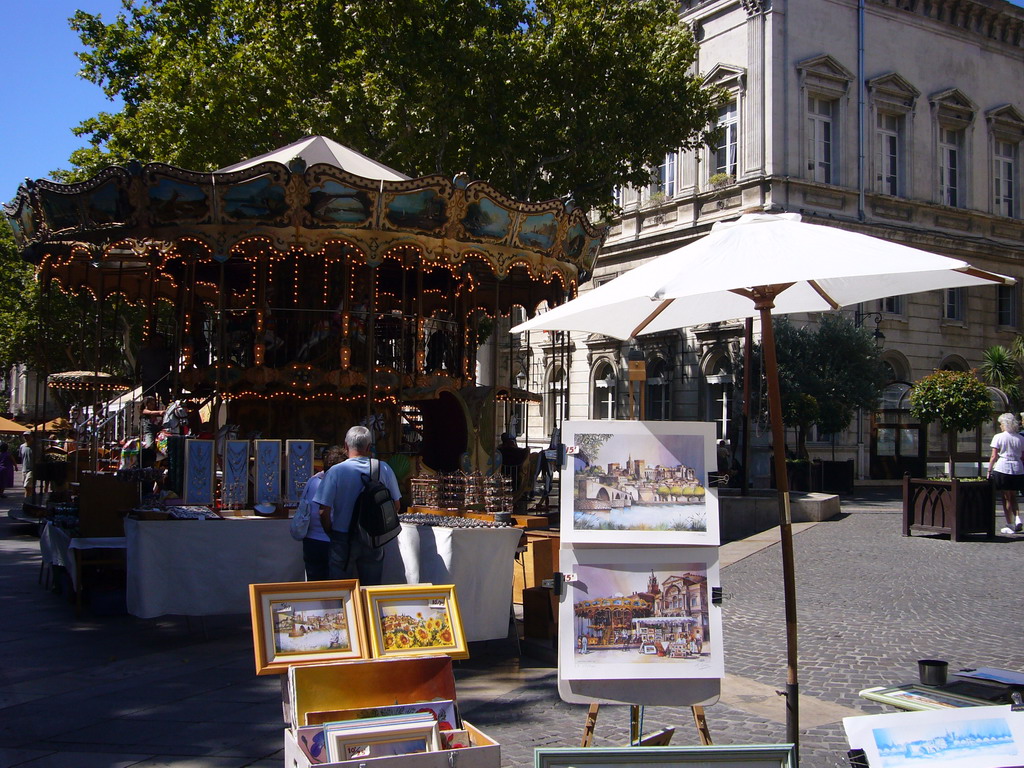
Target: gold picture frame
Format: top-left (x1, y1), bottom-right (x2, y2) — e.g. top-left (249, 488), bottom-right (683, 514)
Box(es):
top-left (249, 579), bottom-right (368, 675)
top-left (363, 584), bottom-right (469, 660)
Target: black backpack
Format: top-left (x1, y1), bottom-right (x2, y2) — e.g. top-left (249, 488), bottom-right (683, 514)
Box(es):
top-left (353, 459), bottom-right (401, 548)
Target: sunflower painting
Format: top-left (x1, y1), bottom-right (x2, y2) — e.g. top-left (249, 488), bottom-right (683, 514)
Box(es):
top-left (364, 585), bottom-right (469, 660)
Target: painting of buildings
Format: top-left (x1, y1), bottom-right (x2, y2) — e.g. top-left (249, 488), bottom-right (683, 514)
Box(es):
top-left (559, 546), bottom-right (723, 681)
top-left (563, 421), bottom-right (718, 544)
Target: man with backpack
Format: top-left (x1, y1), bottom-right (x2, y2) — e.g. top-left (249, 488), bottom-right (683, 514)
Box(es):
top-left (314, 425), bottom-right (401, 585)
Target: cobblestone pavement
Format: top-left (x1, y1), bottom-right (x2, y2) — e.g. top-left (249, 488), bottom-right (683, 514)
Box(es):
top-left (2, 486), bottom-right (1022, 768)
top-left (462, 493), bottom-right (1024, 768)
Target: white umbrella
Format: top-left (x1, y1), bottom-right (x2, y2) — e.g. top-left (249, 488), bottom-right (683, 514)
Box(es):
top-left (511, 212), bottom-right (1012, 753)
top-left (512, 212), bottom-right (1010, 339)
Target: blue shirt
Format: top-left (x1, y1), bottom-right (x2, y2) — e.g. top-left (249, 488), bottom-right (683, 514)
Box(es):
top-left (313, 456), bottom-right (402, 533)
top-left (300, 472), bottom-right (329, 542)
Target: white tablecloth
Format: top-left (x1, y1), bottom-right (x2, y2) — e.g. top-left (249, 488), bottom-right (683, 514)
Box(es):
top-left (382, 523), bottom-right (523, 642)
top-left (124, 517), bottom-right (304, 618)
top-left (40, 522), bottom-right (127, 591)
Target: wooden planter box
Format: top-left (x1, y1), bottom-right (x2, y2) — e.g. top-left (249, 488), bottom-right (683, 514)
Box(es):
top-left (902, 475), bottom-right (994, 541)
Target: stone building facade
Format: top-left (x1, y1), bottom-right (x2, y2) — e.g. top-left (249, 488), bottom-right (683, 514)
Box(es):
top-left (516, 0), bottom-right (1024, 482)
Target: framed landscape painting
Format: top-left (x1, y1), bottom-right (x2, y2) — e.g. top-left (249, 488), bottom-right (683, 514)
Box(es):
top-left (560, 420), bottom-right (719, 545)
top-left (363, 584), bottom-right (469, 660)
top-left (559, 546), bottom-right (723, 682)
top-left (249, 579), bottom-right (367, 675)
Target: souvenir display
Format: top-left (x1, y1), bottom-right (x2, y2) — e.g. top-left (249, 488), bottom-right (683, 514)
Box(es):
top-left (254, 439), bottom-right (282, 506)
top-left (398, 513), bottom-right (513, 529)
top-left (222, 439), bottom-right (250, 509)
top-left (286, 439), bottom-right (314, 505)
top-left (166, 506), bottom-right (221, 520)
top-left (182, 439), bottom-right (215, 505)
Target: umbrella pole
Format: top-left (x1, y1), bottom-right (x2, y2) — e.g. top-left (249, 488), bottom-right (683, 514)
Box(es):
top-left (757, 302), bottom-right (800, 758)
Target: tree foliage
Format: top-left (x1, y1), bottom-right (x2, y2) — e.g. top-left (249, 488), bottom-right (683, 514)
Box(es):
top-left (741, 315), bottom-right (890, 457)
top-left (909, 369), bottom-right (993, 435)
top-left (62, 0), bottom-right (721, 212)
top-left (909, 368), bottom-right (993, 478)
top-left (979, 344), bottom-right (1022, 409)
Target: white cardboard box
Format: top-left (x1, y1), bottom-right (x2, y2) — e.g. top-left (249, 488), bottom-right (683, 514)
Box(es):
top-left (284, 721), bottom-right (500, 768)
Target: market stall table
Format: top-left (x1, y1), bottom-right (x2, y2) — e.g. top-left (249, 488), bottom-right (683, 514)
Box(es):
top-left (382, 523), bottom-right (523, 642)
top-left (39, 521), bottom-right (127, 610)
top-left (124, 516), bottom-right (303, 618)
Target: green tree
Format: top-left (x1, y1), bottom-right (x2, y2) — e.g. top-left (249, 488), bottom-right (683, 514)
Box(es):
top-left (909, 369), bottom-right (993, 478)
top-left (741, 315), bottom-right (889, 459)
top-left (979, 345), bottom-right (1021, 409)
top-left (62, 0), bottom-right (721, 213)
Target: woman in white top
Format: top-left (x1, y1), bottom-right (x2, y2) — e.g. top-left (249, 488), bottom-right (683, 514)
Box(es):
top-left (988, 412), bottom-right (1024, 535)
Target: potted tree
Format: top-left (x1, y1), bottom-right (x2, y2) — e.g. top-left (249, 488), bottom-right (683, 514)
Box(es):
top-left (904, 369), bottom-right (995, 540)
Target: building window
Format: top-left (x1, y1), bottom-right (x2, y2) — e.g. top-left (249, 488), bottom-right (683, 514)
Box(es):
top-left (944, 287), bottom-right (966, 322)
top-left (652, 153), bottom-right (677, 198)
top-left (546, 365), bottom-right (567, 433)
top-left (645, 359), bottom-right (671, 421)
top-left (593, 362), bottom-right (617, 420)
top-left (998, 284), bottom-right (1018, 328)
top-left (714, 101), bottom-right (739, 178)
top-left (994, 139), bottom-right (1018, 218)
top-left (931, 88), bottom-right (975, 210)
top-left (938, 127), bottom-right (965, 207)
top-left (877, 113), bottom-right (903, 196)
top-left (807, 96), bottom-right (835, 183)
top-left (881, 295), bottom-right (904, 315)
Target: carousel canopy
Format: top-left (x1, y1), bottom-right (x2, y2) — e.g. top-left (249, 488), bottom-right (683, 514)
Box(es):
top-left (217, 135), bottom-right (410, 181)
top-left (3, 135), bottom-right (605, 311)
top-left (47, 371), bottom-right (132, 393)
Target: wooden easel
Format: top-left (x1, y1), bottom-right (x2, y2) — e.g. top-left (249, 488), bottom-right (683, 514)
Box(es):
top-left (580, 703), bottom-right (712, 747)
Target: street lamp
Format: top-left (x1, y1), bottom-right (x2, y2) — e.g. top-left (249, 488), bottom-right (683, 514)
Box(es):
top-left (854, 307), bottom-right (885, 347)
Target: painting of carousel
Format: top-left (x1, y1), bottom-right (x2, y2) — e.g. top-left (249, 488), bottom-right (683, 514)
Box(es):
top-left (4, 136), bottom-right (605, 478)
top-left (573, 568), bottom-right (710, 661)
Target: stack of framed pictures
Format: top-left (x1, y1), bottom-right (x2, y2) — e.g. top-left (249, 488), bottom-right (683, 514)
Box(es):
top-left (557, 420), bottom-right (723, 706)
top-left (283, 656), bottom-right (500, 768)
top-left (251, 582), bottom-right (500, 768)
top-left (249, 581), bottom-right (468, 676)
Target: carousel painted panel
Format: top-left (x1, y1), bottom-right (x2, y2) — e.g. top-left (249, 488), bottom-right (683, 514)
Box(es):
top-left (559, 546), bottom-right (723, 682)
top-left (254, 439), bottom-right (283, 506)
top-left (560, 420), bottom-right (719, 546)
top-left (286, 440), bottom-right (315, 504)
top-left (384, 189), bottom-right (447, 232)
top-left (223, 439), bottom-right (250, 508)
top-left (462, 197), bottom-right (512, 241)
top-left (183, 439), bottom-right (216, 506)
top-left (307, 180), bottom-right (373, 225)
top-left (147, 176), bottom-right (210, 223)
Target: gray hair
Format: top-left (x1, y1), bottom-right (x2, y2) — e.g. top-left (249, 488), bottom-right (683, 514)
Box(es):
top-left (345, 425), bottom-right (372, 453)
top-left (998, 412), bottom-right (1020, 433)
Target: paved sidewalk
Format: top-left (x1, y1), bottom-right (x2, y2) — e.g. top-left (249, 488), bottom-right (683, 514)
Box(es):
top-left (1, 486), bottom-right (1021, 768)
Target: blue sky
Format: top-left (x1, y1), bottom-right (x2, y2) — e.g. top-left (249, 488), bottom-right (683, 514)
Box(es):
top-left (3, 0), bottom-right (1024, 203)
top-left (1, 0), bottom-right (123, 201)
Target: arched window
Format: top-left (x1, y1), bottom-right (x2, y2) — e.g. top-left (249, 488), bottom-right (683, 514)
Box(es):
top-left (646, 358), bottom-right (671, 421)
top-left (592, 361), bottom-right (618, 420)
top-left (703, 354), bottom-right (733, 440)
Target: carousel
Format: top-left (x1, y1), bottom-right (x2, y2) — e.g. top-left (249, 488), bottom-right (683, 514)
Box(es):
top-left (4, 136), bottom-right (605, 478)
